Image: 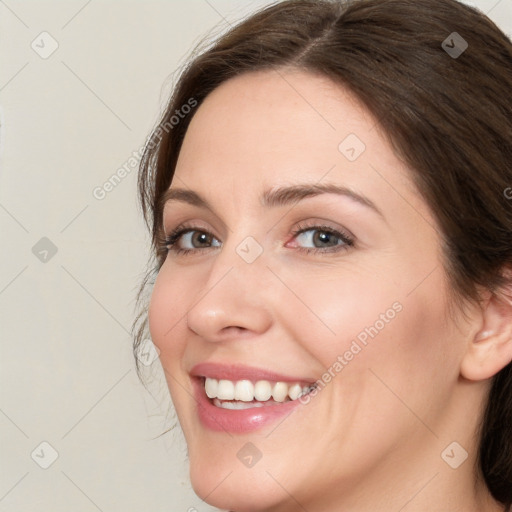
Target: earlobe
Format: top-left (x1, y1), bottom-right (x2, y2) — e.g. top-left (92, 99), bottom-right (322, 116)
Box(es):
top-left (460, 290), bottom-right (512, 382)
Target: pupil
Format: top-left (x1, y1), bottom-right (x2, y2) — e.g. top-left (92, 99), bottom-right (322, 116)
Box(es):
top-left (315, 231), bottom-right (334, 246)
top-left (194, 232), bottom-right (209, 246)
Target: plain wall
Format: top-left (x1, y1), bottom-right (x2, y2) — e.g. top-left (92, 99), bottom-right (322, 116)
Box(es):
top-left (1, 1), bottom-right (511, 511)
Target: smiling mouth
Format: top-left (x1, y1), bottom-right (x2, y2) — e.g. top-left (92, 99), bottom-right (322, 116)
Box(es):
top-left (203, 377), bottom-right (317, 410)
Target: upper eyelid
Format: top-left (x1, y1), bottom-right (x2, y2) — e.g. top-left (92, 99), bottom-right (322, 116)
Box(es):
top-left (165, 225), bottom-right (220, 244)
top-left (166, 223), bottom-right (346, 238)
top-left (162, 204), bottom-right (228, 235)
top-left (292, 220), bottom-right (353, 237)
top-left (290, 224), bottom-right (354, 247)
top-left (164, 220), bottom-right (215, 237)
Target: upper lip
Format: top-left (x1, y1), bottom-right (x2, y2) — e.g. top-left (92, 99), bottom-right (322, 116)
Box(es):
top-left (190, 362), bottom-right (315, 384)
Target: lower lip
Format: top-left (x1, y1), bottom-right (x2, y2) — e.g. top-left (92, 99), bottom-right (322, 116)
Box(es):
top-left (193, 378), bottom-right (304, 434)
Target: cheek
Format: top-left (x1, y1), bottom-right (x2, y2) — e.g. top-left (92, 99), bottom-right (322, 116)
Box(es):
top-left (147, 266), bottom-right (199, 426)
top-left (328, 270), bottom-right (459, 434)
top-left (271, 261), bottom-right (405, 368)
top-left (275, 257), bottom-right (457, 417)
top-left (279, 266), bottom-right (457, 471)
top-left (148, 265), bottom-right (189, 360)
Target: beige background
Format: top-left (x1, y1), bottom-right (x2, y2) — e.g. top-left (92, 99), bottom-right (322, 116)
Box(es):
top-left (1, 1), bottom-right (510, 511)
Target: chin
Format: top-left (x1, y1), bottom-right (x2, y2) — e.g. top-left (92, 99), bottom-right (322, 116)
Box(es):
top-left (189, 460), bottom-right (289, 512)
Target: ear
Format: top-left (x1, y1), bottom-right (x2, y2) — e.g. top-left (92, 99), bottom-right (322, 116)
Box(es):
top-left (460, 281), bottom-right (512, 381)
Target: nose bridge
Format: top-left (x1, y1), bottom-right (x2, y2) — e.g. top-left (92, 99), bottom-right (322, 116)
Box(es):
top-left (209, 228), bottom-right (267, 287)
top-left (185, 233), bottom-right (273, 340)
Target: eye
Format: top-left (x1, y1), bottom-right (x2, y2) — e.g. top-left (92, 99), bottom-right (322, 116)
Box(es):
top-left (162, 222), bottom-right (354, 257)
top-left (289, 224), bottom-right (354, 253)
top-left (164, 227), bottom-right (221, 255)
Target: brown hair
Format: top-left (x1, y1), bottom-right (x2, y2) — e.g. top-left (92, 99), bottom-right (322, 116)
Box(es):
top-left (134, 0), bottom-right (512, 505)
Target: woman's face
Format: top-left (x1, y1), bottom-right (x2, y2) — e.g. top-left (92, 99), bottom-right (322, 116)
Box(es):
top-left (149, 70), bottom-right (472, 511)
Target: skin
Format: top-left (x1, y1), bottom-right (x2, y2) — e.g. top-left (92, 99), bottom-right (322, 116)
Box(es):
top-left (148, 69), bottom-right (510, 512)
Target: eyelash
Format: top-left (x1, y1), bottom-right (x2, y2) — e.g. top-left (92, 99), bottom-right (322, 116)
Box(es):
top-left (291, 222), bottom-right (354, 253)
top-left (161, 222), bottom-right (354, 257)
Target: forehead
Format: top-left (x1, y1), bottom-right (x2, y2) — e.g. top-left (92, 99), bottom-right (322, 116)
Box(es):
top-left (173, 68), bottom-right (419, 213)
top-left (180, 69), bottom-right (372, 165)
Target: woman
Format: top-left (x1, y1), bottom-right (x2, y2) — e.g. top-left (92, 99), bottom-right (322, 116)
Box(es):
top-left (134, 0), bottom-right (512, 510)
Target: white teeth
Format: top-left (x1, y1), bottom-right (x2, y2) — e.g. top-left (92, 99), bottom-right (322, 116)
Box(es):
top-left (217, 379), bottom-right (235, 400)
top-left (254, 380), bottom-right (272, 401)
top-left (234, 380), bottom-right (254, 402)
top-left (288, 383), bottom-right (303, 400)
top-left (272, 382), bottom-right (289, 402)
top-left (203, 377), bottom-right (314, 405)
top-left (205, 377), bottom-right (218, 399)
top-left (213, 398), bottom-right (265, 410)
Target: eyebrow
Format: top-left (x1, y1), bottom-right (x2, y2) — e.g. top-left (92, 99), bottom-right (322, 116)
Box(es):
top-left (162, 183), bottom-right (384, 219)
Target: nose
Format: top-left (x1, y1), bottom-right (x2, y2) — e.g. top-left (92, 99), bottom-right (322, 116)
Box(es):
top-left (185, 247), bottom-right (273, 342)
